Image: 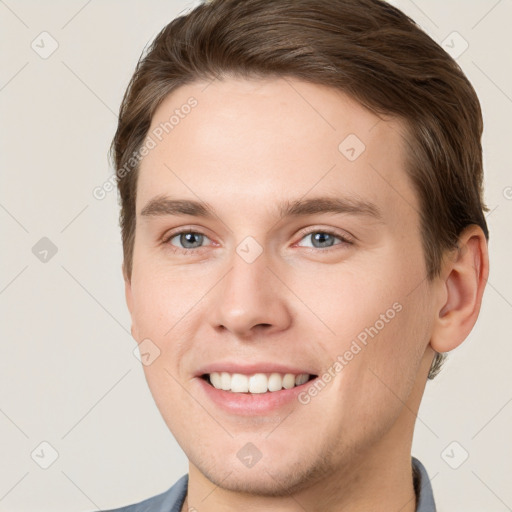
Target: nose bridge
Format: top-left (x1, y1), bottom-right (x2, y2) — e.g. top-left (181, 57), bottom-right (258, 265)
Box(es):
top-left (212, 243), bottom-right (290, 336)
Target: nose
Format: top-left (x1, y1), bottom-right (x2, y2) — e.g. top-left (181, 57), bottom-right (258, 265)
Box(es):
top-left (210, 248), bottom-right (292, 339)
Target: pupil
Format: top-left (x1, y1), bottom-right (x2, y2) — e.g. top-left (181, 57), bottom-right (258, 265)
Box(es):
top-left (314, 232), bottom-right (333, 247)
top-left (182, 232), bottom-right (202, 248)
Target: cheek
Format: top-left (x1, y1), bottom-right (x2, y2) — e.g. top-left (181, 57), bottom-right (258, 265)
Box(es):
top-left (129, 266), bottom-right (199, 338)
top-left (288, 261), bottom-right (400, 347)
top-left (141, 361), bottom-right (195, 445)
top-left (339, 288), bottom-right (432, 420)
top-left (307, 253), bottom-right (431, 402)
top-left (367, 300), bottom-right (430, 378)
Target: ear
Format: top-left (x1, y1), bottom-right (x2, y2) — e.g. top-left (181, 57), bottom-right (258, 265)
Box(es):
top-left (123, 262), bottom-right (137, 339)
top-left (430, 225), bottom-right (489, 353)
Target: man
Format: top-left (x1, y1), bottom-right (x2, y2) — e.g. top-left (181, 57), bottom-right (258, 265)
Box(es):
top-left (104, 0), bottom-right (489, 510)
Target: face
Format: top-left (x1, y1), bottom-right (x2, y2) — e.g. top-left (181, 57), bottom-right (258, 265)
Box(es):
top-left (125, 76), bottom-right (437, 495)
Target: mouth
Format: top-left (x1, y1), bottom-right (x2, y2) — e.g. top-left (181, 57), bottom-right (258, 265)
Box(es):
top-left (200, 372), bottom-right (318, 394)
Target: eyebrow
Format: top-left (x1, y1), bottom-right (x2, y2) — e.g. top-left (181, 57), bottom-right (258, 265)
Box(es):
top-left (140, 195), bottom-right (383, 221)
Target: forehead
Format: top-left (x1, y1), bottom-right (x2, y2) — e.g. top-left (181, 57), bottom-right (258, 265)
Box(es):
top-left (136, 76), bottom-right (419, 226)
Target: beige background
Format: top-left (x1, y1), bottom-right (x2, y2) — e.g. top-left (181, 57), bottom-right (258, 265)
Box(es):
top-left (0, 0), bottom-right (511, 510)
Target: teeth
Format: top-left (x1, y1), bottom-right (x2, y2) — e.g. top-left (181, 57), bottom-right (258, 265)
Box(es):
top-left (208, 372), bottom-right (311, 393)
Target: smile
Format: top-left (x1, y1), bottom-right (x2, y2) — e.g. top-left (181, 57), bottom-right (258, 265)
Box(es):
top-left (202, 372), bottom-right (316, 394)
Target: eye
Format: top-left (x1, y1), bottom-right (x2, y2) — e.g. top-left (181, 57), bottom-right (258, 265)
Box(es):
top-left (164, 230), bottom-right (212, 253)
top-left (296, 229), bottom-right (353, 250)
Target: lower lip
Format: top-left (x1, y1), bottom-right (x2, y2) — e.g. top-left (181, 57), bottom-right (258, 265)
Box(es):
top-left (196, 377), bottom-right (317, 416)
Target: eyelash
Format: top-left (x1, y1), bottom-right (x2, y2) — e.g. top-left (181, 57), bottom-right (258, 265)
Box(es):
top-left (162, 227), bottom-right (353, 255)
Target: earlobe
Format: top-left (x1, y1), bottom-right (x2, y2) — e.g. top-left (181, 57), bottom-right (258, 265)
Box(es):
top-left (430, 225), bottom-right (489, 354)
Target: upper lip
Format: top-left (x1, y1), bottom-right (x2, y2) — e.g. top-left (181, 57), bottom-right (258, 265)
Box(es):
top-left (195, 361), bottom-right (318, 377)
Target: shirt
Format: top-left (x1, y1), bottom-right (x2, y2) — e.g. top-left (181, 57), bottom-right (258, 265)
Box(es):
top-left (101, 456), bottom-right (436, 511)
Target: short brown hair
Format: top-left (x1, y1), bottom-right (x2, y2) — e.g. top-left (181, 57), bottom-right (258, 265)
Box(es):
top-left (110, 0), bottom-right (489, 379)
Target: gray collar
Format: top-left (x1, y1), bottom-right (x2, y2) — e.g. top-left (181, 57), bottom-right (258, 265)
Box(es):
top-left (413, 456), bottom-right (437, 511)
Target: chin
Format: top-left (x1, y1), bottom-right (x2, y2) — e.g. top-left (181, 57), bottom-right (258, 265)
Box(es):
top-left (192, 451), bottom-right (334, 498)
top-left (204, 469), bottom-right (303, 497)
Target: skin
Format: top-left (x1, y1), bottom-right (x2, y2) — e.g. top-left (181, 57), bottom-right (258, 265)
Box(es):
top-left (124, 76), bottom-right (489, 511)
